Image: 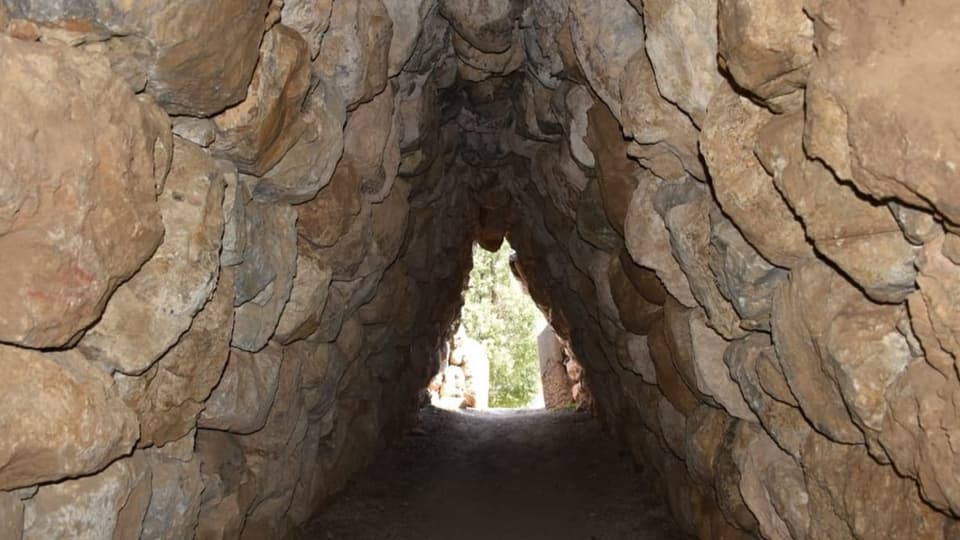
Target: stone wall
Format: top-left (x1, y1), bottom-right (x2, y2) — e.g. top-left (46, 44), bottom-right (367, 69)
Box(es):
top-left (0, 1), bottom-right (474, 537)
top-left (1, 1), bottom-right (959, 539)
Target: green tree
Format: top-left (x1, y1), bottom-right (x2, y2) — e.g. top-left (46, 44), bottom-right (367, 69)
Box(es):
top-left (461, 241), bottom-right (544, 408)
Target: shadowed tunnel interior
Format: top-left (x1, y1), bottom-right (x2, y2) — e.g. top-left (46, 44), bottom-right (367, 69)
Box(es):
top-left (1, 0), bottom-right (960, 539)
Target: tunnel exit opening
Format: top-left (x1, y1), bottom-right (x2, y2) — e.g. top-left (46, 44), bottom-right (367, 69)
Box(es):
top-left (428, 240), bottom-right (552, 410)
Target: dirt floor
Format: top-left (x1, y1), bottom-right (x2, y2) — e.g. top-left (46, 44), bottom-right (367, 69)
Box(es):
top-left (290, 407), bottom-right (686, 540)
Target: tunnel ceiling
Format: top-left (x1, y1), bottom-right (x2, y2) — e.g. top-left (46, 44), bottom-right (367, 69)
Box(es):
top-left (1, 1), bottom-right (960, 539)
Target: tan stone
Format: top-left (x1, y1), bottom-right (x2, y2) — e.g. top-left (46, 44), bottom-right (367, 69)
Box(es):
top-left (641, 0), bottom-right (721, 126)
top-left (232, 200), bottom-right (298, 352)
top-left (756, 110), bottom-right (918, 303)
top-left (916, 235), bottom-right (960, 362)
top-left (0, 35), bottom-right (168, 348)
top-left (717, 0), bottom-right (813, 111)
top-left (804, 0), bottom-right (960, 225)
top-left (114, 268), bottom-right (235, 448)
top-left (274, 246), bottom-right (335, 345)
top-left (0, 347), bottom-right (138, 490)
top-left (665, 303), bottom-right (757, 422)
top-left (315, 0), bottom-right (393, 109)
top-left (382, 0), bottom-right (435, 76)
top-left (199, 345), bottom-right (284, 434)
top-left (0, 491), bottom-right (23, 540)
top-left (771, 262), bottom-right (863, 444)
top-left (620, 49), bottom-right (703, 180)
top-left (142, 437), bottom-right (204, 540)
top-left (684, 405), bottom-right (732, 486)
top-left (733, 424), bottom-right (805, 540)
top-left (538, 326), bottom-right (574, 409)
top-left (342, 82), bottom-right (399, 200)
top-left (881, 359), bottom-right (960, 516)
top-left (15, 0), bottom-right (270, 115)
top-left (624, 172), bottom-right (698, 307)
top-left (452, 30), bottom-right (525, 80)
top-left (22, 455), bottom-right (151, 540)
top-left (439, 0), bottom-right (516, 53)
top-left (79, 138), bottom-right (225, 375)
top-left (657, 397), bottom-right (688, 459)
top-left (802, 432), bottom-right (947, 540)
top-left (298, 161), bottom-right (364, 249)
top-left (280, 0), bottom-right (333, 58)
top-left (725, 334), bottom-right (812, 459)
top-left (700, 83), bottom-right (813, 268)
top-left (663, 193), bottom-right (746, 339)
top-left (587, 103), bottom-right (640, 235)
top-left (607, 255), bottom-right (663, 335)
top-left (212, 25), bottom-right (312, 176)
top-left (568, 0), bottom-right (644, 120)
top-left (709, 218), bottom-right (787, 333)
top-left (648, 318), bottom-right (700, 415)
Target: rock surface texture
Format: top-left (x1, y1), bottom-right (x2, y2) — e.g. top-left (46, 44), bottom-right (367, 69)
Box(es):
top-left (0, 0), bottom-right (958, 538)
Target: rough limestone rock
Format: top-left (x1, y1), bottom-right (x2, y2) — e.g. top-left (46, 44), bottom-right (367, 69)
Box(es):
top-left (756, 109), bottom-right (917, 303)
top-left (0, 347), bottom-right (139, 491)
top-left (642, 0), bottom-right (721, 126)
top-left (22, 455), bottom-right (151, 540)
top-left (280, 0), bottom-right (333, 59)
top-left (114, 268), bottom-right (235, 448)
top-left (725, 333), bottom-right (812, 459)
top-left (620, 48), bottom-right (702, 180)
top-left (253, 78), bottom-right (346, 205)
top-left (142, 435), bottom-right (205, 540)
top-left (316, 0), bottom-right (394, 109)
top-left (274, 246), bottom-right (335, 345)
top-left (801, 431), bottom-right (947, 540)
top-left (4, 0), bottom-right (269, 115)
top-left (717, 0), bottom-right (813, 112)
top-left (232, 200), bottom-right (298, 352)
top-left (568, 0), bottom-right (644, 121)
top-left (700, 83), bottom-right (812, 268)
top-left (663, 193), bottom-right (746, 340)
top-left (0, 35), bottom-right (168, 348)
top-left (709, 219), bottom-right (787, 332)
top-left (383, 0), bottom-right (436, 76)
top-left (804, 0), bottom-right (960, 225)
top-left (439, 0), bottom-right (515, 53)
top-left (0, 491), bottom-right (23, 540)
top-left (211, 25), bottom-right (312, 176)
top-left (771, 261), bottom-right (864, 444)
top-left (538, 326), bottom-right (574, 408)
top-left (79, 138), bottom-right (225, 374)
top-left (733, 424), bottom-right (804, 540)
top-left (624, 174), bottom-right (697, 307)
top-left (199, 345), bottom-right (284, 434)
top-left (342, 83), bottom-right (399, 199)
top-left (624, 333), bottom-right (658, 384)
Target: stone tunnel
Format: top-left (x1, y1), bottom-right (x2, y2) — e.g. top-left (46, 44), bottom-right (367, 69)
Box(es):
top-left (1, 0), bottom-right (959, 538)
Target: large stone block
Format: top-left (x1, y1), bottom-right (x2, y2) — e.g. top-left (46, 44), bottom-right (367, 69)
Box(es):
top-left (0, 35), bottom-right (168, 348)
top-left (79, 138), bottom-right (225, 374)
top-left (22, 455), bottom-right (151, 540)
top-left (0, 347), bottom-right (138, 490)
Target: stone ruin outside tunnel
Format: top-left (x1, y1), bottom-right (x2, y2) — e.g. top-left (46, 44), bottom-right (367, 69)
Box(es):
top-left (1, 1), bottom-right (960, 539)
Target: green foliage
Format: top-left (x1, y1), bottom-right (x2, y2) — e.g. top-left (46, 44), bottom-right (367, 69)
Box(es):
top-left (461, 241), bottom-right (544, 408)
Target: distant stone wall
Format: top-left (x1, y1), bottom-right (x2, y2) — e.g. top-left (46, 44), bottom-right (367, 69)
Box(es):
top-left (537, 326), bottom-right (574, 409)
top-left (429, 331), bottom-right (490, 409)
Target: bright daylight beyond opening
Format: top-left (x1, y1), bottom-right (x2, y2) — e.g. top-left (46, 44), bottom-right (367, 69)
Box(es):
top-left (429, 241), bottom-right (586, 410)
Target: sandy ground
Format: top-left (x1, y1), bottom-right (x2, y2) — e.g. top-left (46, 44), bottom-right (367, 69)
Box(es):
top-left (289, 407), bottom-right (686, 540)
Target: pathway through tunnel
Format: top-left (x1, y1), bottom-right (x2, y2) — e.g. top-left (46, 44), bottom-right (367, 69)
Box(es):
top-left (289, 407), bottom-right (684, 540)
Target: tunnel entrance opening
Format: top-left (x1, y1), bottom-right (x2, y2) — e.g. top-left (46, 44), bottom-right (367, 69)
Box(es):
top-left (429, 240), bottom-right (547, 410)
